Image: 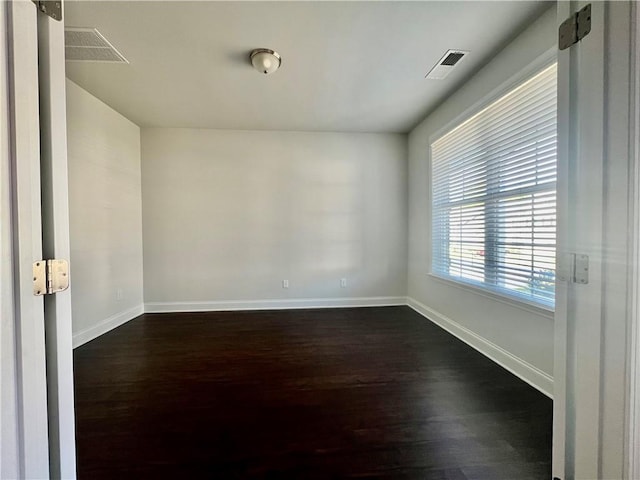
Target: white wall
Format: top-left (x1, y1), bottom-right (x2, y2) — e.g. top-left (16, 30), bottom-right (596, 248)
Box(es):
top-left (407, 6), bottom-right (556, 395)
top-left (66, 79), bottom-right (144, 346)
top-left (141, 129), bottom-right (407, 310)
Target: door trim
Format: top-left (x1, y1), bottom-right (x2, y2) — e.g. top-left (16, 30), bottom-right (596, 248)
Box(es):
top-left (37, 4), bottom-right (77, 476)
top-left (627, 2), bottom-right (640, 478)
top-left (5, 0), bottom-right (50, 478)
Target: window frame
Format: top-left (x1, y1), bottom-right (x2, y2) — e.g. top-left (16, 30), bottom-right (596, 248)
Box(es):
top-left (427, 51), bottom-right (558, 314)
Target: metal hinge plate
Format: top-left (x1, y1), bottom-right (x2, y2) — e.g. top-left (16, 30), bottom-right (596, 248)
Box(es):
top-left (33, 259), bottom-right (69, 296)
top-left (573, 254), bottom-right (589, 284)
top-left (31, 0), bottom-right (62, 21)
top-left (557, 253), bottom-right (589, 284)
top-left (559, 4), bottom-right (591, 50)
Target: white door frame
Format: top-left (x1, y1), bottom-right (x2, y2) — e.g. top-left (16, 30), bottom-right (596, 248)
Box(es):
top-left (1, 1), bottom-right (22, 477)
top-left (598, 2), bottom-right (635, 477)
top-left (554, 1), bottom-right (637, 479)
top-left (3, 0), bottom-right (77, 478)
top-left (4, 1), bottom-right (50, 478)
top-left (553, 1), bottom-right (607, 475)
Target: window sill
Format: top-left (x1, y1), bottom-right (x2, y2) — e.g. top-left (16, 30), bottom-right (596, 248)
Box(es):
top-left (426, 272), bottom-right (555, 320)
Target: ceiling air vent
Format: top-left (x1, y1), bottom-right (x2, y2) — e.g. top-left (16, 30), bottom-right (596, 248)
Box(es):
top-left (425, 50), bottom-right (469, 80)
top-left (64, 28), bottom-right (129, 63)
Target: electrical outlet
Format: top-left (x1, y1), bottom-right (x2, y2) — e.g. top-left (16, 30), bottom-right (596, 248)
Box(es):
top-left (282, 279), bottom-right (289, 289)
top-left (340, 278), bottom-right (347, 288)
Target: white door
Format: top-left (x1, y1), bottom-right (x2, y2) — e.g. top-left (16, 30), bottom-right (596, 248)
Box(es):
top-left (553, 2), bottom-right (636, 479)
top-left (3, 0), bottom-right (76, 478)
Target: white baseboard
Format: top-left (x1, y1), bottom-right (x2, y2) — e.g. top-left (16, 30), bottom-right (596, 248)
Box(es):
top-left (144, 296), bottom-right (407, 313)
top-left (406, 297), bottom-right (553, 398)
top-left (73, 304), bottom-right (144, 349)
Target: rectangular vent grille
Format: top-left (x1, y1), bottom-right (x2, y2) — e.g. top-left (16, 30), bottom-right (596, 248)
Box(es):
top-left (440, 52), bottom-right (465, 66)
top-left (425, 50), bottom-right (469, 80)
top-left (65, 28), bottom-right (129, 63)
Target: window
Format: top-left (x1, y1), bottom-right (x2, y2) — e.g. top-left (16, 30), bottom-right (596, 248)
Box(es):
top-left (431, 62), bottom-right (557, 308)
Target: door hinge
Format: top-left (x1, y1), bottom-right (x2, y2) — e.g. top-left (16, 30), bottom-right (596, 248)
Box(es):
top-left (31, 0), bottom-right (62, 21)
top-left (559, 3), bottom-right (591, 50)
top-left (557, 253), bottom-right (589, 284)
top-left (33, 259), bottom-right (69, 296)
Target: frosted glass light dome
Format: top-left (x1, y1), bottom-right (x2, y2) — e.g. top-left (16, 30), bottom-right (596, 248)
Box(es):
top-left (250, 49), bottom-right (282, 75)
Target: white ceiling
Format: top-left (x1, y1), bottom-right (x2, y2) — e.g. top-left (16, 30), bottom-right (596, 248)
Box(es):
top-left (65, 1), bottom-right (551, 133)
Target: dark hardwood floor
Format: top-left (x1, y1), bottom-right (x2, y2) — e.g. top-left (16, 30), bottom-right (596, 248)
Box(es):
top-left (73, 306), bottom-right (552, 479)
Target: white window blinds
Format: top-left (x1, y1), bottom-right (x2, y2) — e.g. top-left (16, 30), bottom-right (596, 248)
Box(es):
top-left (431, 62), bottom-right (557, 308)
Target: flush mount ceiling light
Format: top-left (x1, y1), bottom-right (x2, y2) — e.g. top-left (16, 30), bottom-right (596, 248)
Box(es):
top-left (250, 48), bottom-right (282, 75)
